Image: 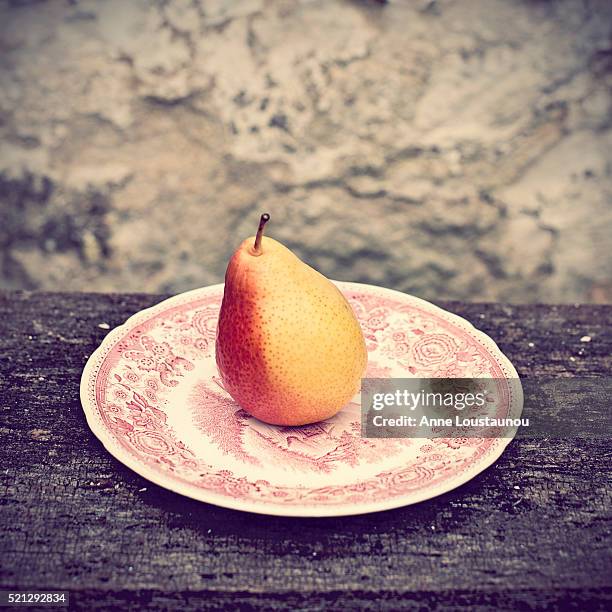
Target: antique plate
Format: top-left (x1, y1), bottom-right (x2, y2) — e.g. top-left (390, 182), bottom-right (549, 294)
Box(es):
top-left (80, 282), bottom-right (522, 517)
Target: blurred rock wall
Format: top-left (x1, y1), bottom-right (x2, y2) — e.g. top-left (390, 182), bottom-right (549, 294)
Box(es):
top-left (1, 0), bottom-right (611, 302)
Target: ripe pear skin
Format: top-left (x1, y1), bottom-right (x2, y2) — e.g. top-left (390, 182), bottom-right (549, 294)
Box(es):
top-left (215, 225), bottom-right (367, 426)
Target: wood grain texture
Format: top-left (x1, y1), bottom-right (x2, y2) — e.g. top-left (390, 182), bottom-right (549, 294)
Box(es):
top-left (0, 291), bottom-right (610, 610)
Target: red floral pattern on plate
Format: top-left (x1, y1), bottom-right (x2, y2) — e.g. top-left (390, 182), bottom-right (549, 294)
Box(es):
top-left (81, 282), bottom-right (522, 516)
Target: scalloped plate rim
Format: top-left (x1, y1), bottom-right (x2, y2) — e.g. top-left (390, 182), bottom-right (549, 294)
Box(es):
top-left (80, 281), bottom-right (523, 517)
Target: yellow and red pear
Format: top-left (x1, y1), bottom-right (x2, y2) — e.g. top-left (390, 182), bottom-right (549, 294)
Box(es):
top-left (215, 214), bottom-right (367, 426)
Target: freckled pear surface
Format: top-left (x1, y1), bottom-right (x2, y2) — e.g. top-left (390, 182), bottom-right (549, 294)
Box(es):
top-left (215, 233), bottom-right (368, 426)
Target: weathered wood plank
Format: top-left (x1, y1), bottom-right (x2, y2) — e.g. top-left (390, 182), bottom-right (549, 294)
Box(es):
top-left (0, 291), bottom-right (610, 610)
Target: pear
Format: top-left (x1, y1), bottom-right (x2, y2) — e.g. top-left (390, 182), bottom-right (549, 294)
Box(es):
top-left (216, 213), bottom-right (367, 426)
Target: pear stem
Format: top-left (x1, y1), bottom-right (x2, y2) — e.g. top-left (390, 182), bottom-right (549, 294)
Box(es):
top-left (253, 213), bottom-right (270, 254)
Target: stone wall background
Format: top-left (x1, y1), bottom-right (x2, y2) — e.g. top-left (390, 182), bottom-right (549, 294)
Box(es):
top-left (1, 0), bottom-right (610, 303)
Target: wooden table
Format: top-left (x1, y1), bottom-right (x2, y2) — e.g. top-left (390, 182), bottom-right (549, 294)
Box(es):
top-left (1, 291), bottom-right (610, 610)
